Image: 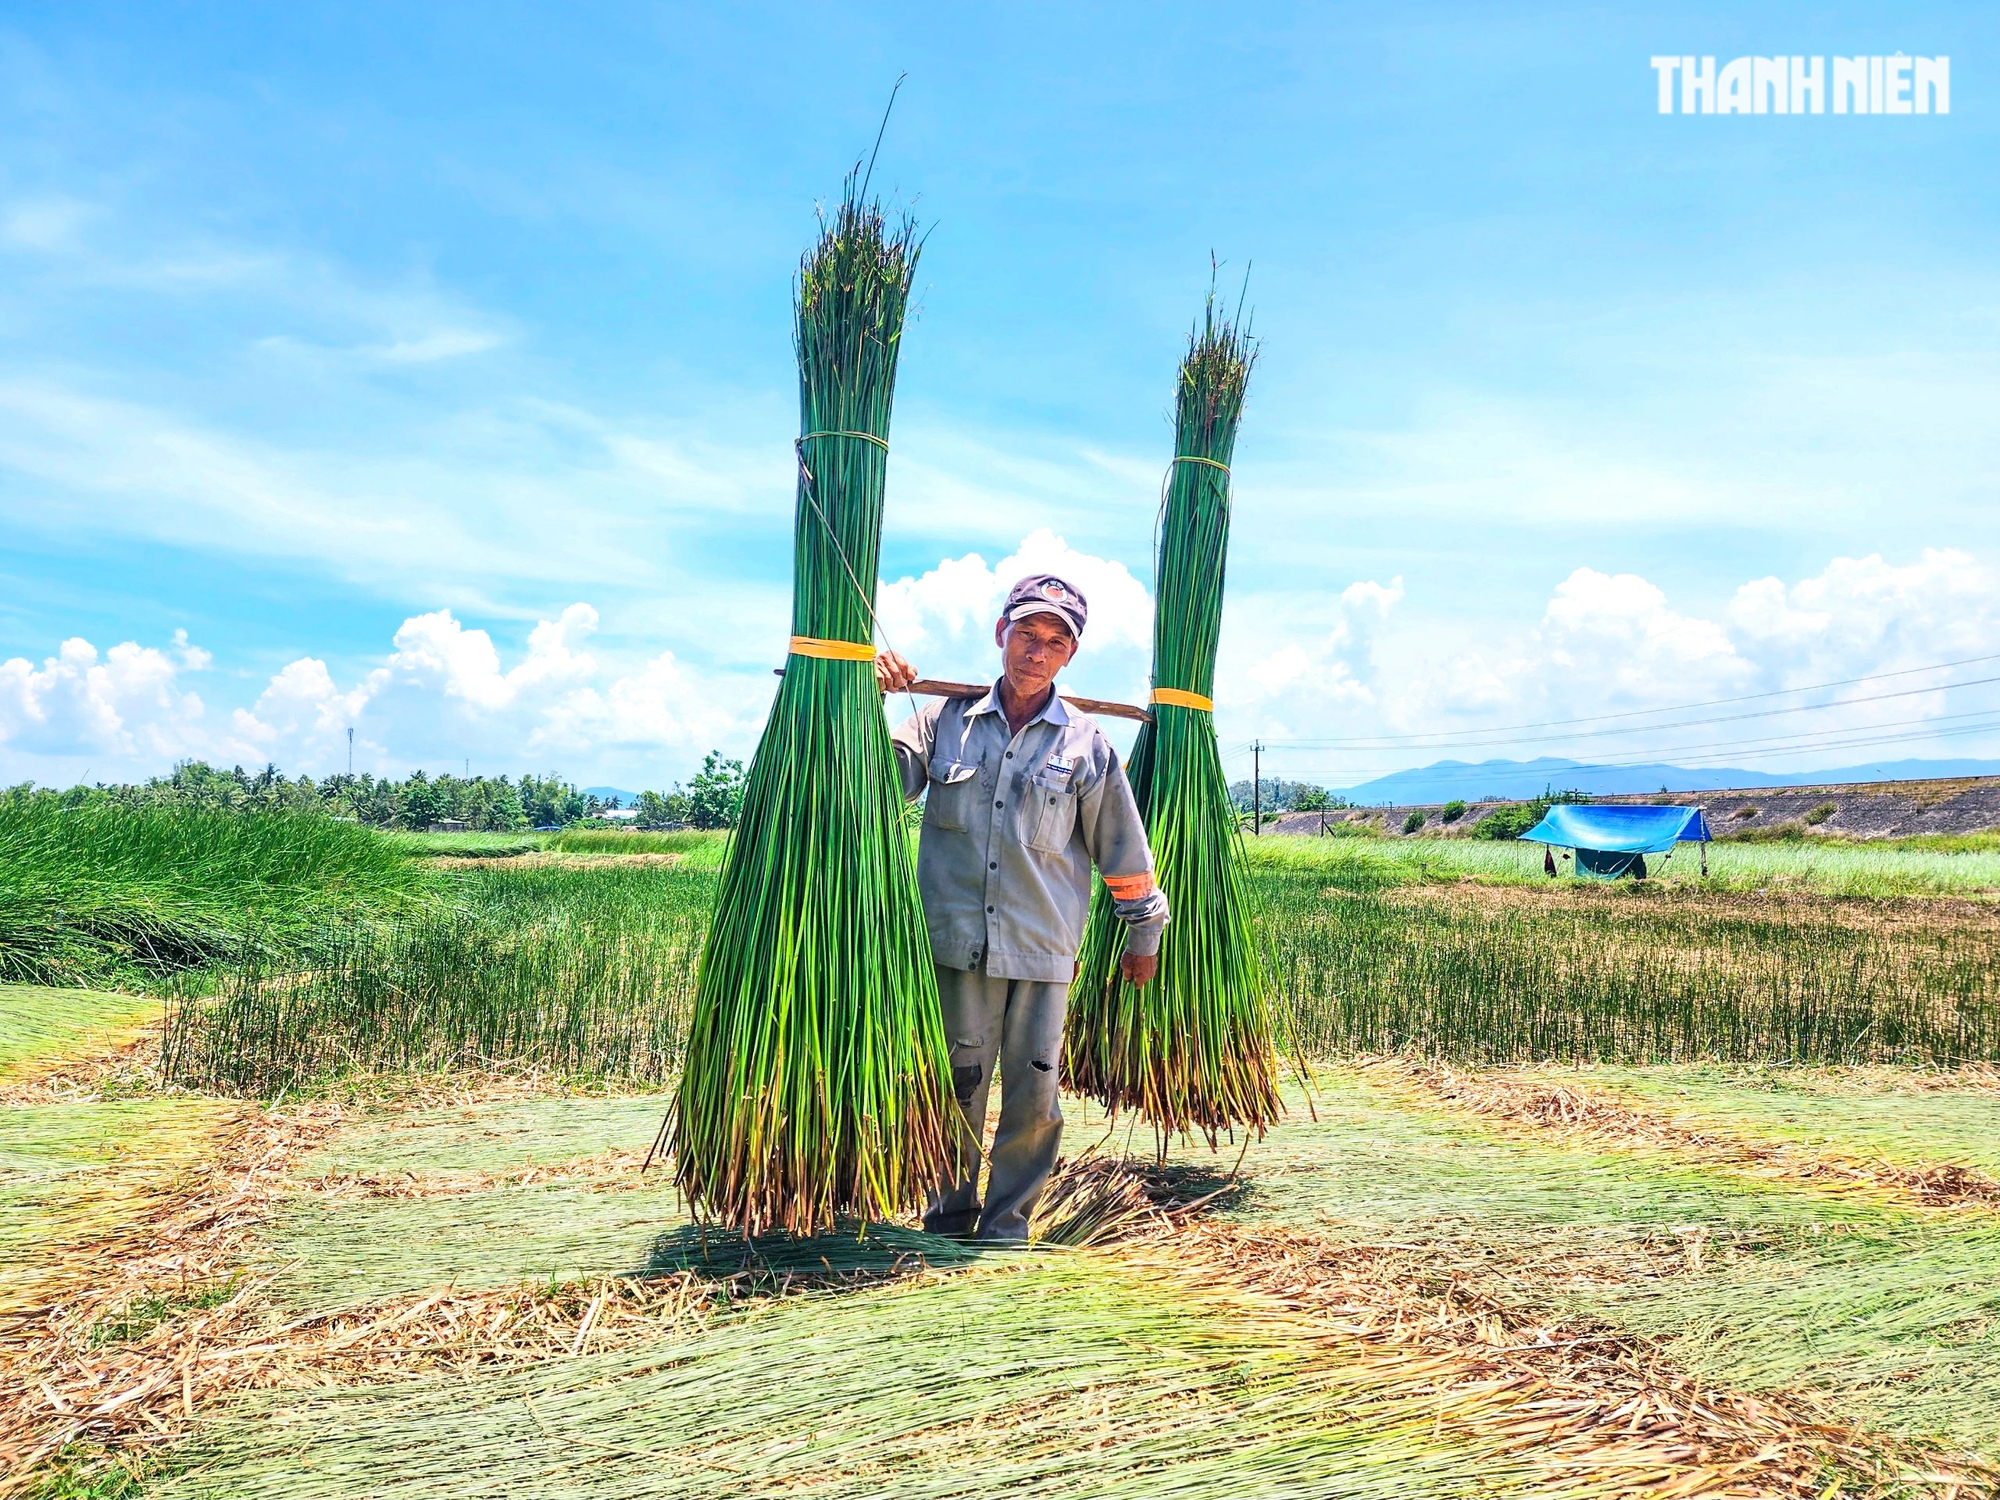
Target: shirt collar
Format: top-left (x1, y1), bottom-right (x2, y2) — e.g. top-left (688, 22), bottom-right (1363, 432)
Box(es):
top-left (966, 682), bottom-right (1071, 727)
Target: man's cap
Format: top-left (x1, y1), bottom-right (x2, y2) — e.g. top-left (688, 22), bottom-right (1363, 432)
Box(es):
top-left (1004, 573), bottom-right (1088, 637)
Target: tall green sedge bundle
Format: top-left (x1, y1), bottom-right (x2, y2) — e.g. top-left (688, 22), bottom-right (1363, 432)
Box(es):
top-left (1064, 302), bottom-right (1282, 1144)
top-left (665, 179), bottom-right (955, 1235)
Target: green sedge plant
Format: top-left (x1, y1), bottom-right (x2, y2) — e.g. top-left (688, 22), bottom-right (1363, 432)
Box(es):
top-left (663, 177), bottom-right (956, 1235)
top-left (1064, 300), bottom-right (1283, 1145)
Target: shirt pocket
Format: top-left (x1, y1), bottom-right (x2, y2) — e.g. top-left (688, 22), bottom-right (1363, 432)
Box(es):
top-left (924, 758), bottom-right (981, 832)
top-left (1023, 767), bottom-right (1081, 854)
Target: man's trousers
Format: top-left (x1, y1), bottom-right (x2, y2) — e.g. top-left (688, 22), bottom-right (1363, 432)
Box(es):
top-left (922, 965), bottom-right (1067, 1241)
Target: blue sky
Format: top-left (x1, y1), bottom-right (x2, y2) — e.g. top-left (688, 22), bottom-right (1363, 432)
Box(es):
top-left (3, 2), bottom-right (1997, 791)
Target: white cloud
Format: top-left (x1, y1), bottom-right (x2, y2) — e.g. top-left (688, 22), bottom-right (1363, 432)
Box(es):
top-left (170, 628), bottom-right (212, 671)
top-left (1220, 577), bottom-right (1402, 734)
top-left (1340, 578), bottom-right (1405, 618)
top-left (1222, 549), bottom-right (2000, 784)
top-left (1727, 548), bottom-right (1998, 677)
top-left (0, 379), bottom-right (432, 560)
top-left (0, 375), bottom-right (789, 626)
top-left (0, 636), bottom-right (207, 761)
top-left (0, 535), bottom-right (1164, 780)
top-left (0, 207), bottom-right (761, 622)
top-left (234, 658), bottom-right (373, 755)
top-left (532, 650), bottom-right (738, 754)
top-left (382, 604), bottom-right (598, 711)
top-left (216, 604), bottom-right (753, 783)
top-left (7, 548), bottom-right (1999, 792)
top-left (882, 428), bottom-right (1160, 554)
top-left (0, 599), bottom-right (758, 787)
top-left (1327, 401), bottom-right (1737, 528)
top-left (1, 197), bottom-right (93, 251)
top-left (875, 528), bottom-right (1154, 698)
top-left (364, 329), bottom-right (506, 365)
top-left (1540, 567), bottom-right (1749, 697)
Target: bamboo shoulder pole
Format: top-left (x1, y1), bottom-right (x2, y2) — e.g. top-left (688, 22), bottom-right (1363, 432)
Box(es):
top-left (775, 668), bottom-right (1154, 723)
top-left (906, 677), bottom-right (1153, 725)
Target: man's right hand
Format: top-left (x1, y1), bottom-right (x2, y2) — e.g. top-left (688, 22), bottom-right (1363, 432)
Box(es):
top-left (876, 649), bottom-right (918, 693)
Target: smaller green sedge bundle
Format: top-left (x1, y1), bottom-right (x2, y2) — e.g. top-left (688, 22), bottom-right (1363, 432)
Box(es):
top-left (1064, 300), bottom-right (1281, 1145)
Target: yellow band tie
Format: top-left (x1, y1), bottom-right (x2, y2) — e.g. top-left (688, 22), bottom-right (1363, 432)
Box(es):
top-left (1172, 455), bottom-right (1230, 475)
top-left (789, 635), bottom-right (878, 662)
top-left (800, 429), bottom-right (890, 452)
top-left (1150, 687), bottom-right (1213, 711)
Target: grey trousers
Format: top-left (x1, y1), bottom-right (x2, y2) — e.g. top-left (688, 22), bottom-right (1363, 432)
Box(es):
top-left (923, 965), bottom-right (1067, 1241)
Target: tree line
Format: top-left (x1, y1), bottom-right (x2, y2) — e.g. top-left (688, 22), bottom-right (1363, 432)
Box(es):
top-left (1227, 778), bottom-right (1346, 818)
top-left (7, 753), bottom-right (749, 831)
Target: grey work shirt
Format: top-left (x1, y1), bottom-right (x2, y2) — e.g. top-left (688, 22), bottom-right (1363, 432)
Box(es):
top-left (890, 684), bottom-right (1169, 983)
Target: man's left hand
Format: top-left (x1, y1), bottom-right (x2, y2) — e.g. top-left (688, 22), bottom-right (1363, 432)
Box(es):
top-left (875, 649), bottom-right (917, 694)
top-left (1120, 951), bottom-right (1158, 987)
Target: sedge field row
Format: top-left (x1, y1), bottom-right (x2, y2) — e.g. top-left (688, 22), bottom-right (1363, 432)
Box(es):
top-left (140, 833), bottom-right (2000, 1093)
top-left (7, 801), bottom-right (1999, 996)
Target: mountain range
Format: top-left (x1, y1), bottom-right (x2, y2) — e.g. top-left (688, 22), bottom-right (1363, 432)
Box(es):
top-left (1336, 757), bottom-right (2000, 807)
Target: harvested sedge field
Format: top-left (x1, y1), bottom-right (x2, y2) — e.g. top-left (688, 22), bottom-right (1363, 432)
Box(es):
top-left (5, 828), bottom-right (2000, 1497)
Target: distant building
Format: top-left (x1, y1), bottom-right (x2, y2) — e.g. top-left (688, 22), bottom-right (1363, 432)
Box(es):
top-left (427, 819), bottom-right (469, 833)
top-left (593, 807), bottom-right (640, 823)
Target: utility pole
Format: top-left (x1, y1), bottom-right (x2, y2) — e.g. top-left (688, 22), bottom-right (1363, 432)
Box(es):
top-left (1252, 740), bottom-right (1262, 836)
top-left (347, 727), bottom-right (354, 778)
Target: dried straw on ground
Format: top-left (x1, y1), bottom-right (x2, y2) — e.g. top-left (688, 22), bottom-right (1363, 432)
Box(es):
top-left (1153, 1222), bottom-right (2000, 1499)
top-left (665, 175), bottom-right (954, 1234)
top-left (12, 1076), bottom-right (1992, 1498)
top-left (0, 1104), bottom-right (339, 1483)
top-left (1065, 297), bottom-right (1282, 1144)
top-left (0, 1109), bottom-right (1156, 1492)
top-left (1396, 1062), bottom-right (2000, 1209)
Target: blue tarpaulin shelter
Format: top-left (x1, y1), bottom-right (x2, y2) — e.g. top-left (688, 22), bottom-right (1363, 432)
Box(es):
top-left (1518, 804), bottom-right (1711, 880)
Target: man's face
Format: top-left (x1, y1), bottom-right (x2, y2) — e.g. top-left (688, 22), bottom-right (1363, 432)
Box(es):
top-left (994, 611), bottom-right (1079, 698)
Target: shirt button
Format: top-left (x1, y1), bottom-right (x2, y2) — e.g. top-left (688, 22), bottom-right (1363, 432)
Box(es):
top-left (989, 861), bottom-right (998, 869)
top-left (986, 905), bottom-right (995, 913)
top-left (1005, 751), bottom-right (1013, 759)
top-left (995, 800), bottom-right (1003, 808)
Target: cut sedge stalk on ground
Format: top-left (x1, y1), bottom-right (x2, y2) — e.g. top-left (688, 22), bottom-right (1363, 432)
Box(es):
top-left (663, 175), bottom-right (956, 1235)
top-left (1065, 295), bottom-right (1283, 1145)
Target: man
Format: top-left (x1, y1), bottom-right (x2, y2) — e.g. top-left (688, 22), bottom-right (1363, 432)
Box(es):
top-left (878, 573), bottom-right (1169, 1240)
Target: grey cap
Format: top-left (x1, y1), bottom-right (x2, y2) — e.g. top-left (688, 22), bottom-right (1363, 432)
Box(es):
top-left (1003, 573), bottom-right (1088, 636)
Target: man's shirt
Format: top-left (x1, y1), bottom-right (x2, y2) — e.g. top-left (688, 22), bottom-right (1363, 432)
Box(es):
top-left (890, 684), bottom-right (1170, 983)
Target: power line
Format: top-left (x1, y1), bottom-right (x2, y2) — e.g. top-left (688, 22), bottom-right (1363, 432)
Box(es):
top-left (1235, 670), bottom-right (2000, 754)
top-left (1242, 715), bottom-right (2000, 793)
top-left (1238, 702), bottom-right (2000, 773)
top-left (1224, 649), bottom-right (2000, 753)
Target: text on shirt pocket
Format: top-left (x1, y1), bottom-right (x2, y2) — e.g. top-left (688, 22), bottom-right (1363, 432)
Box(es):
top-left (1023, 755), bottom-right (1080, 854)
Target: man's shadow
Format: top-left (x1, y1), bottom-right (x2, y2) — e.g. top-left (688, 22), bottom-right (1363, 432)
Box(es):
top-left (640, 1219), bottom-right (999, 1281)
top-left (636, 1152), bottom-right (1250, 1296)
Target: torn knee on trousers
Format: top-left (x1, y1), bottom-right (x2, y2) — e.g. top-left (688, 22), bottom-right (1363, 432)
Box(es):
top-left (1030, 1059), bottom-right (1053, 1072)
top-left (952, 1062), bottom-right (983, 1104)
